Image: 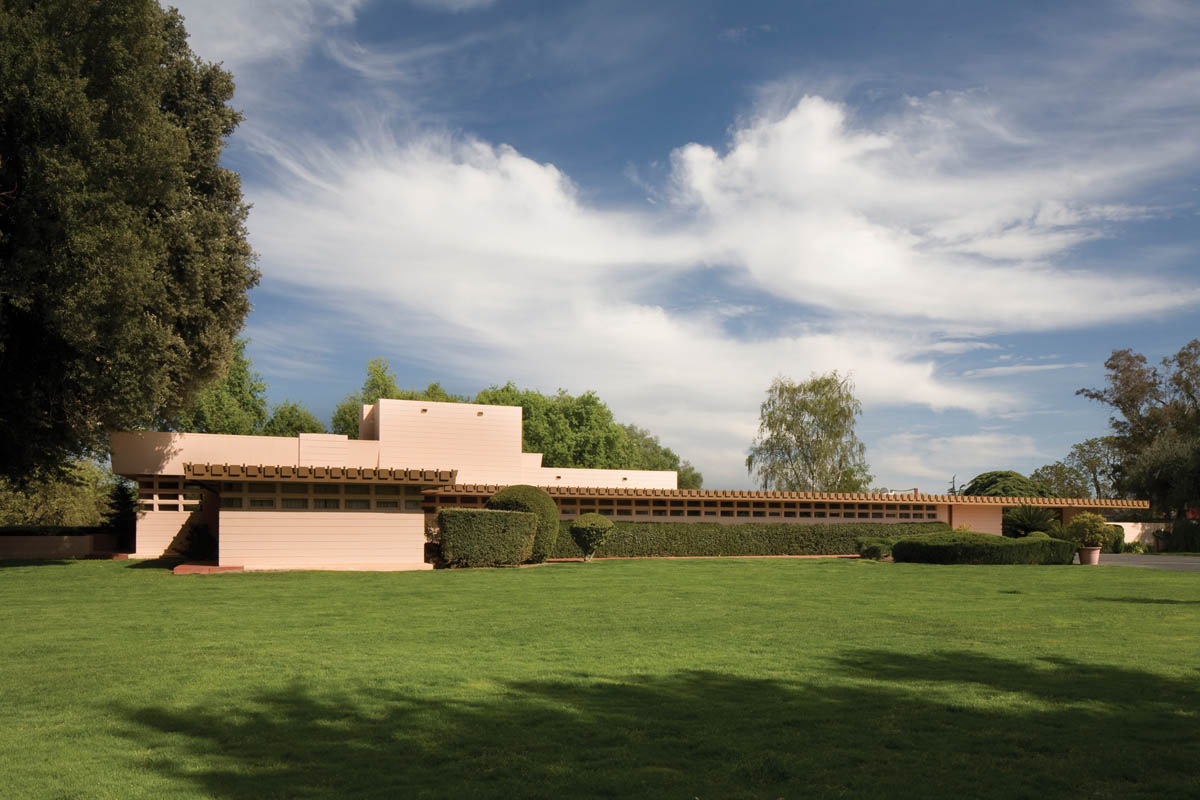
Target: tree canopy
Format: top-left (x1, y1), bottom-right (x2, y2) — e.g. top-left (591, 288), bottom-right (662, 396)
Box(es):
top-left (329, 359), bottom-right (702, 487)
top-left (1079, 340), bottom-right (1200, 518)
top-left (960, 470), bottom-right (1052, 498)
top-left (745, 371), bottom-right (872, 492)
top-left (0, 0), bottom-right (258, 479)
top-left (1029, 462), bottom-right (1089, 499)
top-left (162, 340), bottom-right (323, 438)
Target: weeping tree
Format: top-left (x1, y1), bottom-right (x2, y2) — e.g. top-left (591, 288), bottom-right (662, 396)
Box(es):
top-left (0, 1), bottom-right (258, 480)
top-left (746, 371), bottom-right (872, 492)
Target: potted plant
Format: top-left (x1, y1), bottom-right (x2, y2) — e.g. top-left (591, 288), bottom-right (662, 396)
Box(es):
top-left (1063, 512), bottom-right (1110, 565)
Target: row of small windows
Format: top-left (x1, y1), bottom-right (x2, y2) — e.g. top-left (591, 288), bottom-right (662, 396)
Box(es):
top-left (217, 482), bottom-right (420, 496)
top-left (220, 496), bottom-right (423, 511)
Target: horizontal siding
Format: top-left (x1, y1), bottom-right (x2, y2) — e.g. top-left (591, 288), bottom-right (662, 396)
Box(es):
top-left (219, 511), bottom-right (427, 571)
top-left (133, 510), bottom-right (196, 558)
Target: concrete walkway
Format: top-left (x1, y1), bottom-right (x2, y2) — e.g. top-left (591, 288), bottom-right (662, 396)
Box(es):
top-left (1099, 554), bottom-right (1200, 572)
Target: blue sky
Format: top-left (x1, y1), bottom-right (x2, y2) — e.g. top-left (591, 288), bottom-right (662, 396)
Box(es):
top-left (173, 0), bottom-right (1199, 491)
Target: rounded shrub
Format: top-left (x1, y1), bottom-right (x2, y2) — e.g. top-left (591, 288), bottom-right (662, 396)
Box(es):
top-left (486, 485), bottom-right (560, 562)
top-left (570, 512), bottom-right (614, 562)
top-left (1025, 531), bottom-right (1050, 539)
top-left (1063, 512), bottom-right (1111, 548)
top-left (438, 508), bottom-right (537, 567)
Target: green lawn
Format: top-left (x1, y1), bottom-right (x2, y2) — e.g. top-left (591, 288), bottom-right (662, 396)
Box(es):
top-left (1, 558), bottom-right (1197, 799)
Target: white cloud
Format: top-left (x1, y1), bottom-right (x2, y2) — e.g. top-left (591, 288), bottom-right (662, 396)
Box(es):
top-left (411, 0), bottom-right (497, 11)
top-left (173, 0), bottom-right (363, 74)
top-left (871, 431), bottom-right (1046, 489)
top-left (962, 363), bottom-right (1089, 378)
top-left (184, 0), bottom-right (1200, 490)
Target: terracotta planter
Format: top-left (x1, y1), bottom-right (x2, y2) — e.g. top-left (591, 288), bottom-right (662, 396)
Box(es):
top-left (1077, 546), bottom-right (1101, 566)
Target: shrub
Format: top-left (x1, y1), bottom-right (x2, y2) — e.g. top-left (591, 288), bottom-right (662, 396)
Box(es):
top-left (1024, 531), bottom-right (1050, 539)
top-left (855, 537), bottom-right (892, 560)
top-left (485, 485), bottom-right (560, 563)
top-left (891, 531), bottom-right (1076, 565)
top-left (1063, 512), bottom-right (1111, 548)
top-left (570, 513), bottom-right (614, 561)
top-left (1002, 506), bottom-right (1058, 538)
top-left (1159, 519), bottom-right (1200, 552)
top-left (1122, 540), bottom-right (1151, 554)
top-left (1103, 524), bottom-right (1125, 554)
top-left (550, 521), bottom-right (950, 559)
top-left (438, 509), bottom-right (537, 567)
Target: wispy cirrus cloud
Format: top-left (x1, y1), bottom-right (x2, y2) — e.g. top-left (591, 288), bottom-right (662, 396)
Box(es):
top-left (169, 0), bottom-right (1200, 489)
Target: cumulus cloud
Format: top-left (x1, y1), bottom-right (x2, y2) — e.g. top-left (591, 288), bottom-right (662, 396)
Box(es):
top-left (172, 0), bottom-right (1200, 489)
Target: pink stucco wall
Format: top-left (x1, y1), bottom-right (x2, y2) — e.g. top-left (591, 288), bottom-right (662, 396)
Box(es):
top-left (218, 510), bottom-right (429, 571)
top-left (950, 505), bottom-right (1003, 535)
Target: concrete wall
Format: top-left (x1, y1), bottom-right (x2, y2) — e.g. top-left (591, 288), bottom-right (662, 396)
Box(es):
top-left (218, 511), bottom-right (429, 571)
top-left (949, 505), bottom-right (1003, 535)
top-left (1114, 521), bottom-right (1170, 545)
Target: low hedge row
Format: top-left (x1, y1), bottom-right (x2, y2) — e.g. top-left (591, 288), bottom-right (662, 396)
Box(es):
top-left (549, 520), bottom-right (951, 558)
top-left (438, 509), bottom-right (538, 567)
top-left (891, 531), bottom-right (1076, 565)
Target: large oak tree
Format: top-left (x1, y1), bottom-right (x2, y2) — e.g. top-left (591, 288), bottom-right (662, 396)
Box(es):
top-left (0, 1), bottom-right (258, 479)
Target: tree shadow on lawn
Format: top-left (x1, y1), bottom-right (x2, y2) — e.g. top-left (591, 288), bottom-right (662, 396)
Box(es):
top-left (0, 558), bottom-right (73, 569)
top-left (1091, 596), bottom-right (1200, 605)
top-left (112, 650), bottom-right (1199, 800)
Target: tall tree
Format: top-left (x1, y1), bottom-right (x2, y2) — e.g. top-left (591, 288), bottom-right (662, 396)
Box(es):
top-left (0, 1), bottom-right (258, 479)
top-left (1064, 437), bottom-right (1119, 498)
top-left (745, 372), bottom-right (872, 492)
top-left (1079, 340), bottom-right (1200, 518)
top-left (1029, 462), bottom-right (1089, 498)
top-left (161, 340), bottom-right (267, 435)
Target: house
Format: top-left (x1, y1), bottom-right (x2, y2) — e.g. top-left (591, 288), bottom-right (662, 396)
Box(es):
top-left (109, 398), bottom-right (1148, 570)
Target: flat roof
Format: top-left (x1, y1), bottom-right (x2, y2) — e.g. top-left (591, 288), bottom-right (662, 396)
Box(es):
top-left (184, 463), bottom-right (457, 484)
top-left (422, 484), bottom-right (1149, 508)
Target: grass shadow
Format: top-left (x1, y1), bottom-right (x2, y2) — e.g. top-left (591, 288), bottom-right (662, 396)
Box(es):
top-left (123, 556), bottom-right (185, 570)
top-left (114, 651), bottom-right (1199, 799)
top-left (0, 559), bottom-right (73, 569)
top-left (1091, 596), bottom-right (1200, 606)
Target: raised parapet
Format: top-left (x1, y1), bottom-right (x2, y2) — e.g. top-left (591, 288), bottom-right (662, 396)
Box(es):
top-left (374, 399), bottom-right (524, 484)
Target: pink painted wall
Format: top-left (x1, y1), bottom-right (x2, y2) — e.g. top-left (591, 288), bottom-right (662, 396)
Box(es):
top-left (374, 400), bottom-right (524, 483)
top-left (950, 505), bottom-right (1003, 535)
top-left (111, 398), bottom-right (679, 495)
top-left (132, 510), bottom-right (200, 559)
top-left (522, 465), bottom-right (678, 490)
top-left (218, 510), bottom-right (429, 571)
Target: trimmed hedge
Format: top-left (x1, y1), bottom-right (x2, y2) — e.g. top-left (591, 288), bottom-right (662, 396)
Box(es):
top-left (891, 531), bottom-right (1076, 565)
top-left (569, 512), bottom-right (614, 561)
top-left (438, 509), bottom-right (538, 567)
top-left (550, 520), bottom-right (950, 558)
top-left (486, 485), bottom-right (560, 563)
